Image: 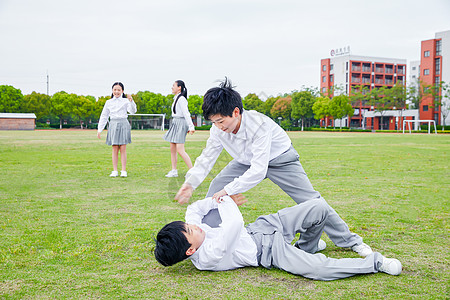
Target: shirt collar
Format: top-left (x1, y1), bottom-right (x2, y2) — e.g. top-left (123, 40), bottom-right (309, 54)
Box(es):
top-left (231, 110), bottom-right (247, 140)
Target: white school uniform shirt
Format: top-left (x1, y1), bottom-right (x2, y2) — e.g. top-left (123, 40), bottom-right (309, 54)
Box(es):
top-left (172, 94), bottom-right (195, 131)
top-left (185, 110), bottom-right (292, 195)
top-left (186, 196), bottom-right (258, 271)
top-left (97, 97), bottom-right (137, 133)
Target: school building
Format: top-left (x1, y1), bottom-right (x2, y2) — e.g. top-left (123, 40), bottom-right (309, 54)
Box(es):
top-left (320, 53), bottom-right (408, 130)
top-left (419, 30), bottom-right (450, 126)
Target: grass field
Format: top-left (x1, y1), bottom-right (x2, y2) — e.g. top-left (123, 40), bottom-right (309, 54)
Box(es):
top-left (0, 130), bottom-right (448, 299)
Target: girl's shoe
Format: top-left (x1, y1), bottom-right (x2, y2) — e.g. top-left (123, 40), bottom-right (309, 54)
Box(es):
top-left (110, 171), bottom-right (119, 177)
top-left (120, 171), bottom-right (127, 177)
top-left (165, 170), bottom-right (178, 177)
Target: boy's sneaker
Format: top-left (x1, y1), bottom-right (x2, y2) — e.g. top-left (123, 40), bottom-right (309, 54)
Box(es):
top-left (294, 239), bottom-right (326, 252)
top-left (165, 170), bottom-right (178, 177)
top-left (378, 256), bottom-right (402, 275)
top-left (120, 171), bottom-right (127, 177)
top-left (317, 239), bottom-right (327, 251)
top-left (110, 171), bottom-right (119, 177)
top-left (351, 243), bottom-right (373, 257)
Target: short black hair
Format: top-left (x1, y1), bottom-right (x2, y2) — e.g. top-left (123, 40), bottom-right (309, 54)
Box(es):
top-left (154, 221), bottom-right (191, 266)
top-left (202, 78), bottom-right (243, 120)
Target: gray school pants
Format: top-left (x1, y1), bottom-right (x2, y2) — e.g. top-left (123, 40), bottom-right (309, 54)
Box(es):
top-left (203, 145), bottom-right (363, 248)
top-left (246, 198), bottom-right (382, 281)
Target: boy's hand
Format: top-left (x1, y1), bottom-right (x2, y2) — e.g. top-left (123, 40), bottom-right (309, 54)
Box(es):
top-left (230, 194), bottom-right (247, 206)
top-left (97, 132), bottom-right (101, 139)
top-left (175, 183), bottom-right (193, 204)
top-left (213, 189), bottom-right (228, 203)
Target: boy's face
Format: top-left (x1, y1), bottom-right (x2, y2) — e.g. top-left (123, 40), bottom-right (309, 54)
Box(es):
top-left (184, 223), bottom-right (205, 254)
top-left (209, 107), bottom-right (241, 134)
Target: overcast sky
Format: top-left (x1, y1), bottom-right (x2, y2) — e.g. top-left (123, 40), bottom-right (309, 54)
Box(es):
top-left (0, 0), bottom-right (449, 98)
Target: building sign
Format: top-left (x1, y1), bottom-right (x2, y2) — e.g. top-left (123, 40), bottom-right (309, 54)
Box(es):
top-left (330, 46), bottom-right (351, 57)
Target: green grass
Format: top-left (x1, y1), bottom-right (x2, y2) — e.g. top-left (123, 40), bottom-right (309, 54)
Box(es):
top-left (0, 130), bottom-right (448, 299)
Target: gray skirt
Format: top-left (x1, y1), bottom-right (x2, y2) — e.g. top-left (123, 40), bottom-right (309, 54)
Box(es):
top-left (106, 118), bottom-right (132, 146)
top-left (163, 117), bottom-right (188, 144)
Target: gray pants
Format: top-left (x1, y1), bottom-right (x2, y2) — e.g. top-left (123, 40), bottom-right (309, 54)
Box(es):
top-left (246, 198), bottom-right (382, 281)
top-left (203, 146), bottom-right (362, 248)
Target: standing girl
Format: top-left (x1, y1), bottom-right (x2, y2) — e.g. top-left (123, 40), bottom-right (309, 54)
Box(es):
top-left (163, 80), bottom-right (195, 177)
top-left (97, 82), bottom-right (137, 177)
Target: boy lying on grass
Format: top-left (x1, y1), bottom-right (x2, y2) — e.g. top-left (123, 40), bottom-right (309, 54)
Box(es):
top-left (155, 195), bottom-right (401, 281)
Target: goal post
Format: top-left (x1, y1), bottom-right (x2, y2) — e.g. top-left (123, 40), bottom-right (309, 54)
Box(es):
top-left (128, 114), bottom-right (166, 131)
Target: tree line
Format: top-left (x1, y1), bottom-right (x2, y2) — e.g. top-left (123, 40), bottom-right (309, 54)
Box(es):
top-left (1, 81), bottom-right (449, 130)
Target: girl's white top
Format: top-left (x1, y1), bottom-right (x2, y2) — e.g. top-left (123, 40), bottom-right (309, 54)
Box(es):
top-left (172, 94), bottom-right (195, 131)
top-left (97, 97), bottom-right (137, 133)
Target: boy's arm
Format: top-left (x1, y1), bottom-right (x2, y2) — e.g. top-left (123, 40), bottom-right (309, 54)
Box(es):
top-left (177, 130), bottom-right (223, 204)
top-left (193, 197), bottom-right (245, 269)
top-left (185, 197), bottom-right (218, 225)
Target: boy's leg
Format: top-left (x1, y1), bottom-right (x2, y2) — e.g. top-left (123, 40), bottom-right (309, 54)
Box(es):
top-left (248, 201), bottom-right (381, 281)
top-left (267, 146), bottom-right (362, 248)
top-left (272, 237), bottom-right (381, 281)
top-left (202, 160), bottom-right (249, 227)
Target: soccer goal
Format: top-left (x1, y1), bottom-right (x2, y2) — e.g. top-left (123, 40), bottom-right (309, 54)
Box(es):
top-left (128, 114), bottom-right (166, 130)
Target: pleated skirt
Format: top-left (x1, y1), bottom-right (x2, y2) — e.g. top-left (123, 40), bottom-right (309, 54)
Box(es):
top-left (163, 117), bottom-right (188, 144)
top-left (106, 118), bottom-right (132, 146)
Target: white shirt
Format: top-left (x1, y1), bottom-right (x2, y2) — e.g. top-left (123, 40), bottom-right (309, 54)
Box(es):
top-left (172, 94), bottom-right (195, 131)
top-left (97, 97), bottom-right (137, 133)
top-left (186, 196), bottom-right (258, 271)
top-left (185, 110), bottom-right (292, 195)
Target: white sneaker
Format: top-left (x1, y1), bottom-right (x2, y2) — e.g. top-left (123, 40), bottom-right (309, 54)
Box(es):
top-left (165, 169), bottom-right (178, 177)
top-left (317, 239), bottom-right (327, 251)
top-left (110, 171), bottom-right (119, 177)
top-left (352, 243), bottom-right (373, 257)
top-left (378, 256), bottom-right (402, 275)
top-left (120, 171), bottom-right (127, 177)
top-left (294, 239), bottom-right (326, 252)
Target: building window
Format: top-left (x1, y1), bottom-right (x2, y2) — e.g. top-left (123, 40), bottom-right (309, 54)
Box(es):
top-left (424, 50), bottom-right (430, 57)
top-left (330, 74), bottom-right (334, 82)
top-left (424, 69), bottom-right (430, 76)
top-left (322, 76), bottom-right (326, 83)
top-left (435, 58), bottom-right (441, 75)
top-left (436, 40), bottom-right (442, 56)
top-left (322, 65), bottom-right (326, 72)
top-left (330, 64), bottom-right (334, 71)
top-left (423, 105), bottom-right (428, 112)
top-left (322, 87), bottom-right (326, 94)
top-left (346, 73), bottom-right (348, 83)
top-left (412, 66), bottom-right (416, 71)
top-left (346, 62), bottom-right (348, 71)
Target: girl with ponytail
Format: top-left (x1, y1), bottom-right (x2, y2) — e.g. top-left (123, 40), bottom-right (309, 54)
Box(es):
top-left (163, 80), bottom-right (195, 178)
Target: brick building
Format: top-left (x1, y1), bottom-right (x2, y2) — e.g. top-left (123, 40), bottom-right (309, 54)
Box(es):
top-left (419, 30), bottom-right (450, 126)
top-left (320, 54), bottom-right (408, 129)
top-left (0, 113), bottom-right (36, 130)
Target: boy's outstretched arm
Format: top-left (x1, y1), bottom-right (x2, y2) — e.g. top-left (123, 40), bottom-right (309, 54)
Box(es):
top-left (175, 183), bottom-right (193, 204)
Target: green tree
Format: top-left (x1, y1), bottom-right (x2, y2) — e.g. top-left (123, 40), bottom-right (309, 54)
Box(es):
top-left (23, 92), bottom-right (51, 120)
top-left (270, 96), bottom-right (292, 121)
top-left (0, 85), bottom-right (24, 113)
top-left (72, 95), bottom-right (95, 129)
top-left (136, 91), bottom-right (171, 116)
top-left (51, 91), bottom-right (74, 129)
top-left (329, 94), bottom-right (353, 130)
top-left (262, 96), bottom-right (279, 118)
top-left (243, 93), bottom-right (264, 112)
top-left (369, 87), bottom-right (392, 130)
top-left (291, 91), bottom-right (316, 131)
top-left (188, 95), bottom-right (203, 116)
top-left (312, 96), bottom-right (331, 127)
